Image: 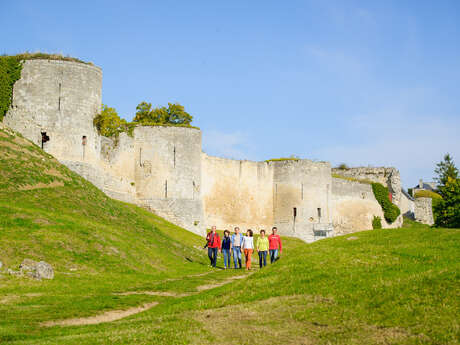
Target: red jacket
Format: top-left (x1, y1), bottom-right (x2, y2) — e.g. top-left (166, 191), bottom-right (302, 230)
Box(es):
top-left (206, 232), bottom-right (221, 249)
top-left (268, 234), bottom-right (282, 251)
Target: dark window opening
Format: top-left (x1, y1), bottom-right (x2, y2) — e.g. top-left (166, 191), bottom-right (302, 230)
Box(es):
top-left (317, 208), bottom-right (322, 221)
top-left (82, 136), bottom-right (87, 146)
top-left (58, 83), bottom-right (61, 111)
top-left (173, 146), bottom-right (176, 168)
top-left (139, 148), bottom-right (142, 166)
top-left (293, 207), bottom-right (297, 218)
top-left (41, 132), bottom-right (50, 149)
top-left (165, 180), bottom-right (168, 198)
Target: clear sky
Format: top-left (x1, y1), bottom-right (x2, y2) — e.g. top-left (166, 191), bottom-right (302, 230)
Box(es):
top-left (2, 0), bottom-right (459, 188)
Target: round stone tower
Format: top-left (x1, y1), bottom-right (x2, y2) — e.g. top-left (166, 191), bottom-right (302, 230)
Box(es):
top-left (3, 59), bottom-right (102, 163)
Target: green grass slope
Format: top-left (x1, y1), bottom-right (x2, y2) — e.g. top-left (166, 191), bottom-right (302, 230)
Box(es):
top-left (1, 124), bottom-right (459, 345)
top-left (32, 226), bottom-right (455, 345)
top-left (0, 124), bottom-right (232, 340)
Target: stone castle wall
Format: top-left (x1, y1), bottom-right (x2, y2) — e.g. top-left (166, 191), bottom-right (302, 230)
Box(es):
top-left (332, 167), bottom-right (402, 205)
top-left (414, 198), bottom-right (434, 225)
top-left (272, 160), bottom-right (332, 242)
top-left (2, 58), bottom-right (433, 241)
top-left (330, 178), bottom-right (402, 234)
top-left (201, 154), bottom-right (274, 232)
top-left (133, 126), bottom-right (205, 235)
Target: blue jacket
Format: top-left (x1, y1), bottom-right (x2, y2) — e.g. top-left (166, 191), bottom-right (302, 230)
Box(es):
top-left (231, 233), bottom-right (244, 247)
top-left (222, 237), bottom-right (231, 250)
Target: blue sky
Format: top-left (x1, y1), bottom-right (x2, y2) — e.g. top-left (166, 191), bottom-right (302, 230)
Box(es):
top-left (2, 0), bottom-right (459, 187)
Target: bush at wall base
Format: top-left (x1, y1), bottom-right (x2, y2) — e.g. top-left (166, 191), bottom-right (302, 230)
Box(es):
top-left (372, 216), bottom-right (382, 229)
top-left (371, 183), bottom-right (401, 224)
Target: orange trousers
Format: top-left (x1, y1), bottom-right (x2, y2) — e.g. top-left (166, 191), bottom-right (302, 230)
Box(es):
top-left (244, 249), bottom-right (253, 269)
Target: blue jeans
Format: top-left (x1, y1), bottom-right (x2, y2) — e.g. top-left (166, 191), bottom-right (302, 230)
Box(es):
top-left (208, 247), bottom-right (218, 267)
top-left (269, 249), bottom-right (279, 263)
top-left (222, 249), bottom-right (231, 268)
top-left (232, 247), bottom-right (242, 268)
top-left (258, 250), bottom-right (267, 268)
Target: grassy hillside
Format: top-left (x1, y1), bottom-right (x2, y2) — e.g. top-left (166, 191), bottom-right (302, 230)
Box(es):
top-left (0, 124), bottom-right (459, 344)
top-left (0, 124), bottom-right (241, 340)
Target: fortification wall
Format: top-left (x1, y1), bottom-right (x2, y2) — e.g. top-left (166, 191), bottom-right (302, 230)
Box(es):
top-left (201, 154), bottom-right (274, 231)
top-left (331, 178), bottom-right (403, 234)
top-left (273, 160), bottom-right (332, 242)
top-left (414, 198), bottom-right (434, 225)
top-left (2, 57), bottom-right (411, 240)
top-left (399, 191), bottom-right (415, 218)
top-left (331, 178), bottom-right (382, 234)
top-left (134, 126), bottom-right (205, 235)
top-left (4, 59), bottom-right (102, 165)
top-left (332, 167), bottom-right (402, 206)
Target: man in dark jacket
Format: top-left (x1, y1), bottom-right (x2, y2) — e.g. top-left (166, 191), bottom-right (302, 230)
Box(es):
top-left (206, 226), bottom-right (221, 267)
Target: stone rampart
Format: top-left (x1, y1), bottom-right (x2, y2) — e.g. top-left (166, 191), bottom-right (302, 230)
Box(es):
top-left (331, 178), bottom-right (403, 233)
top-left (133, 126), bottom-right (205, 235)
top-left (201, 154), bottom-right (274, 231)
top-left (414, 197), bottom-right (434, 225)
top-left (273, 160), bottom-right (332, 242)
top-left (2, 57), bottom-right (411, 241)
top-left (332, 167), bottom-right (402, 206)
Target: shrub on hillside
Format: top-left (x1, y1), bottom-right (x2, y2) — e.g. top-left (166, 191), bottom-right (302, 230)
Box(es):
top-left (372, 216), bottom-right (382, 229)
top-left (371, 183), bottom-right (401, 224)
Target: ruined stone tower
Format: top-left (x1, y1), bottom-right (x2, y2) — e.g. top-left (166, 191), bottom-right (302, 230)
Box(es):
top-left (4, 59), bottom-right (102, 164)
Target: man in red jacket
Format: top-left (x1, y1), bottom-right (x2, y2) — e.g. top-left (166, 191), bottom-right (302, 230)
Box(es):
top-left (206, 226), bottom-right (221, 267)
top-left (268, 227), bottom-right (282, 263)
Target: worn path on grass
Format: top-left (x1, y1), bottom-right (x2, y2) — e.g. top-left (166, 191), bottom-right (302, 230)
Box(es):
top-left (41, 271), bottom-right (250, 327)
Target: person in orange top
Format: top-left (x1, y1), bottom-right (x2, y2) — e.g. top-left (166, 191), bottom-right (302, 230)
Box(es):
top-left (206, 226), bottom-right (221, 267)
top-left (268, 226), bottom-right (282, 263)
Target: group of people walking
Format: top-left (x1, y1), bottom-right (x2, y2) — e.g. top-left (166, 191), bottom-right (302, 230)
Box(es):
top-left (205, 226), bottom-right (283, 270)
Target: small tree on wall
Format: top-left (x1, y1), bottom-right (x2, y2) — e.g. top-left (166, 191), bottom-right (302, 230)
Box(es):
top-left (93, 104), bottom-right (128, 137)
top-left (133, 102), bottom-right (193, 126)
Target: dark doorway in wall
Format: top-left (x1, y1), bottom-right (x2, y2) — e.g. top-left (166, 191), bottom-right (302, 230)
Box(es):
top-left (41, 132), bottom-right (50, 149)
top-left (82, 136), bottom-right (87, 159)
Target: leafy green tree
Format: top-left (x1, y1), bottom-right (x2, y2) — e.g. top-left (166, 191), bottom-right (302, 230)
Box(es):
top-left (434, 153), bottom-right (459, 187)
top-left (433, 154), bottom-right (460, 228)
top-left (133, 102), bottom-right (193, 125)
top-left (434, 177), bottom-right (460, 228)
top-left (93, 104), bottom-right (127, 137)
top-left (167, 103), bottom-right (192, 124)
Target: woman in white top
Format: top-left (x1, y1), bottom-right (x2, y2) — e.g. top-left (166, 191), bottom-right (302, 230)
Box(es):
top-left (242, 229), bottom-right (254, 270)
